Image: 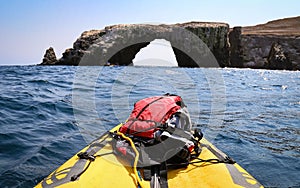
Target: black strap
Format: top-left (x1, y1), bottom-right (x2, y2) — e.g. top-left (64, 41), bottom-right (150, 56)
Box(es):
top-left (128, 118), bottom-right (160, 124)
top-left (126, 118), bottom-right (162, 136)
top-left (166, 157), bottom-right (236, 168)
top-left (70, 152), bottom-right (114, 181)
top-left (126, 97), bottom-right (164, 134)
top-left (69, 133), bottom-right (114, 181)
top-left (150, 163), bottom-right (169, 188)
top-left (130, 122), bottom-right (163, 136)
top-left (189, 157), bottom-right (236, 164)
top-left (136, 97), bottom-right (164, 119)
top-left (159, 162), bottom-right (169, 188)
top-left (143, 167), bottom-right (152, 181)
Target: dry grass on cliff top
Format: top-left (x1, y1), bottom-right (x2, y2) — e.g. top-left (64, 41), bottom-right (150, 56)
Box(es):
top-left (242, 16), bottom-right (300, 36)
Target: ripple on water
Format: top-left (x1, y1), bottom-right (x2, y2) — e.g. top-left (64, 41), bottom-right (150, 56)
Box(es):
top-left (0, 66), bottom-right (299, 187)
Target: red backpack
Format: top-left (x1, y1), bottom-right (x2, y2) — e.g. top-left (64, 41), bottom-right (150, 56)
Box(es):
top-left (113, 95), bottom-right (203, 188)
top-left (119, 95), bottom-right (182, 139)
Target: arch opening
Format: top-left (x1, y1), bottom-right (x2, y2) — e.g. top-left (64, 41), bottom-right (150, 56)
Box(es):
top-left (108, 42), bottom-right (150, 66)
top-left (107, 39), bottom-right (201, 67)
top-left (133, 39), bottom-right (178, 67)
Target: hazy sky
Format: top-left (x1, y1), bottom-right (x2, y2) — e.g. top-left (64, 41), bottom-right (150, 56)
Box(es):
top-left (133, 39), bottom-right (178, 66)
top-left (0, 0), bottom-right (299, 65)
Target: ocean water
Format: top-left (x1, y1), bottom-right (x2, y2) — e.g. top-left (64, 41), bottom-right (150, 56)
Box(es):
top-left (0, 65), bottom-right (299, 187)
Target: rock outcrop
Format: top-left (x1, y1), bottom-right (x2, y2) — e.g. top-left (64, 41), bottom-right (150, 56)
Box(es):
top-left (40, 47), bottom-right (57, 65)
top-left (228, 27), bottom-right (243, 68)
top-left (40, 16), bottom-right (300, 70)
top-left (266, 42), bottom-right (293, 70)
top-left (175, 22), bottom-right (229, 67)
top-left (229, 16), bottom-right (300, 70)
top-left (40, 22), bottom-right (229, 67)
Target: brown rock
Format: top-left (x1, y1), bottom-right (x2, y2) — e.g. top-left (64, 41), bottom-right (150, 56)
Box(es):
top-left (242, 16), bottom-right (300, 36)
top-left (40, 22), bottom-right (229, 67)
top-left (230, 16), bottom-right (300, 70)
top-left (39, 16), bottom-right (300, 70)
top-left (229, 27), bottom-right (243, 67)
top-left (40, 47), bottom-right (57, 65)
top-left (266, 42), bottom-right (293, 70)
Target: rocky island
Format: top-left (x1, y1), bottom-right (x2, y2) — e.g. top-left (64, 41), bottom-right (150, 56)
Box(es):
top-left (41, 16), bottom-right (300, 70)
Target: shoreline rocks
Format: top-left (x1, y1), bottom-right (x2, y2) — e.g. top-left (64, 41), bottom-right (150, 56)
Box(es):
top-left (40, 16), bottom-right (300, 70)
top-left (266, 42), bottom-right (293, 70)
top-left (40, 47), bottom-right (57, 65)
top-left (228, 16), bottom-right (300, 70)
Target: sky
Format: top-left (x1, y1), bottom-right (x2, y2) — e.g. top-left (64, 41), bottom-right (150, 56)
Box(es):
top-left (0, 0), bottom-right (299, 65)
top-left (133, 39), bottom-right (178, 66)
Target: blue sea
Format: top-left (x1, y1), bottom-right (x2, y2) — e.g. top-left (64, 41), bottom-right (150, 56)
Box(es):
top-left (0, 66), bottom-right (299, 187)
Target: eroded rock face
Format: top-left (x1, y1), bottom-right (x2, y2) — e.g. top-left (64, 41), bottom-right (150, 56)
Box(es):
top-left (266, 42), bottom-right (293, 70)
top-left (235, 35), bottom-right (300, 70)
top-left (41, 47), bottom-right (57, 65)
top-left (176, 22), bottom-right (229, 67)
top-left (231, 16), bottom-right (300, 70)
top-left (229, 27), bottom-right (243, 68)
top-left (40, 22), bottom-right (229, 67)
top-left (55, 30), bottom-right (107, 66)
top-left (40, 17), bottom-right (300, 70)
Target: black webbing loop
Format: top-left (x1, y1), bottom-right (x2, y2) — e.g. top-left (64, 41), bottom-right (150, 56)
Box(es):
top-left (150, 163), bottom-right (169, 188)
top-left (70, 152), bottom-right (113, 181)
top-left (166, 156), bottom-right (236, 168)
top-left (77, 152), bottom-right (95, 161)
top-left (159, 162), bottom-right (168, 188)
top-left (71, 160), bottom-right (92, 181)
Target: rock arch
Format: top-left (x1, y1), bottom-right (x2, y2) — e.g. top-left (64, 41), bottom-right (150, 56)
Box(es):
top-left (108, 41), bottom-right (200, 67)
top-left (45, 23), bottom-right (230, 67)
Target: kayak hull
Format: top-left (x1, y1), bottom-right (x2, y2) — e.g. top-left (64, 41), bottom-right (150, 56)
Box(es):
top-left (35, 124), bottom-right (263, 188)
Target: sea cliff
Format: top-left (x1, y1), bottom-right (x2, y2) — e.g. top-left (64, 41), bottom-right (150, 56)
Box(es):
top-left (40, 16), bottom-right (300, 70)
top-left (229, 16), bottom-right (300, 70)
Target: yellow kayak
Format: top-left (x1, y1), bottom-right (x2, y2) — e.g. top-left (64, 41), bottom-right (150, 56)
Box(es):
top-left (35, 124), bottom-right (263, 188)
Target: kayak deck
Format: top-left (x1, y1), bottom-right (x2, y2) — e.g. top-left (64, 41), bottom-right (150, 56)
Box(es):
top-left (35, 125), bottom-right (263, 188)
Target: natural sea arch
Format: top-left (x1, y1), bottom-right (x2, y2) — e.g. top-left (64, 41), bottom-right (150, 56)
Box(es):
top-left (78, 24), bottom-right (219, 68)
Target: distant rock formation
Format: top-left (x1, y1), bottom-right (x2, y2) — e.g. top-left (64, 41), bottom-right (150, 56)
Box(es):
top-left (175, 22), bottom-right (229, 67)
top-left (40, 47), bottom-right (57, 65)
top-left (40, 22), bottom-right (229, 67)
top-left (229, 16), bottom-right (300, 70)
top-left (266, 42), bottom-right (292, 70)
top-left (40, 16), bottom-right (300, 70)
top-left (228, 27), bottom-right (243, 68)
